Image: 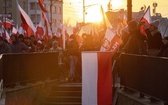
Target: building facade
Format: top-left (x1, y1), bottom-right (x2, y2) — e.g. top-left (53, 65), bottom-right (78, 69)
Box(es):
top-left (0, 0), bottom-right (28, 27)
top-left (28, 0), bottom-right (63, 32)
top-left (0, 0), bottom-right (63, 33)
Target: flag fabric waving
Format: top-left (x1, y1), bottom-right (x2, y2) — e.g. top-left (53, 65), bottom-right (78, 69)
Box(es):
top-left (0, 26), bottom-right (11, 43)
top-left (140, 6), bottom-right (152, 35)
top-left (38, 0), bottom-right (50, 23)
top-left (36, 18), bottom-right (45, 38)
top-left (82, 51), bottom-right (113, 105)
top-left (12, 27), bottom-right (18, 34)
top-left (4, 18), bottom-right (14, 29)
top-left (100, 28), bottom-right (122, 56)
top-left (17, 0), bottom-right (36, 36)
top-left (38, 0), bottom-right (52, 39)
top-left (140, 6), bottom-right (152, 25)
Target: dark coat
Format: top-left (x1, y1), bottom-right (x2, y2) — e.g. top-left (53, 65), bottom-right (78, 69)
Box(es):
top-left (0, 42), bottom-right (11, 54)
top-left (10, 42), bottom-right (29, 53)
top-left (67, 39), bottom-right (79, 56)
top-left (124, 30), bottom-right (147, 55)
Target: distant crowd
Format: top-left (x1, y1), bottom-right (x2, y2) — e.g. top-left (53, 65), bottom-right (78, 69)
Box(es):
top-left (1, 19), bottom-right (168, 82)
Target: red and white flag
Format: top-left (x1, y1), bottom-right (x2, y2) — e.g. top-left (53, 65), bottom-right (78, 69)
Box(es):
top-left (0, 26), bottom-right (11, 43)
top-left (38, 0), bottom-right (50, 23)
top-left (4, 29), bottom-right (11, 43)
top-left (17, 1), bottom-right (36, 36)
top-left (82, 51), bottom-right (113, 105)
top-left (18, 26), bottom-right (25, 35)
top-left (12, 27), bottom-right (18, 34)
top-left (100, 28), bottom-right (122, 56)
top-left (140, 6), bottom-right (152, 35)
top-left (36, 18), bottom-right (45, 38)
top-left (4, 18), bottom-right (14, 29)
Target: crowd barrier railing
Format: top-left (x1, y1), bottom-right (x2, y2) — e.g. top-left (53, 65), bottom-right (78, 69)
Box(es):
top-left (0, 52), bottom-right (61, 87)
top-left (120, 53), bottom-right (168, 104)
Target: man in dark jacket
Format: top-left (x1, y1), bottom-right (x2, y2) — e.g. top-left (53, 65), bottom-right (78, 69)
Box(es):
top-left (124, 20), bottom-right (148, 55)
top-left (145, 24), bottom-right (163, 56)
top-left (9, 34), bottom-right (29, 53)
top-left (0, 36), bottom-right (11, 54)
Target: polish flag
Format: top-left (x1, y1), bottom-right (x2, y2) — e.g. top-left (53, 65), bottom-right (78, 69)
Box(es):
top-left (100, 28), bottom-right (122, 56)
top-left (17, 1), bottom-right (36, 37)
top-left (38, 0), bottom-right (50, 23)
top-left (0, 26), bottom-right (11, 43)
top-left (4, 29), bottom-right (11, 43)
top-left (82, 51), bottom-right (113, 105)
top-left (4, 18), bottom-right (14, 29)
top-left (36, 19), bottom-right (45, 38)
top-left (140, 6), bottom-right (152, 35)
top-left (12, 27), bottom-right (18, 34)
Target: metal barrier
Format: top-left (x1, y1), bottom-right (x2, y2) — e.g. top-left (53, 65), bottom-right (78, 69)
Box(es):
top-left (0, 52), bottom-right (60, 87)
top-left (120, 53), bottom-right (168, 103)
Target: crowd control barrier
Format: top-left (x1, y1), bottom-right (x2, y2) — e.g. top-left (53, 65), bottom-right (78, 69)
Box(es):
top-left (120, 53), bottom-right (168, 104)
top-left (0, 52), bottom-right (60, 87)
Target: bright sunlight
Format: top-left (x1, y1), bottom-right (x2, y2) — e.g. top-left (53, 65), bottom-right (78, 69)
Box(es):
top-left (84, 0), bottom-right (124, 23)
top-left (112, 0), bottom-right (124, 10)
top-left (85, 5), bottom-right (103, 23)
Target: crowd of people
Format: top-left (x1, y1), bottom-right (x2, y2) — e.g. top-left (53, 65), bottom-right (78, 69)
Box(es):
top-left (0, 32), bottom-right (102, 82)
top-left (1, 19), bottom-right (168, 82)
top-left (119, 20), bottom-right (168, 57)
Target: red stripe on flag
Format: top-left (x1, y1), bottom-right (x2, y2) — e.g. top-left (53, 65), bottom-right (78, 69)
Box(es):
top-left (97, 52), bottom-right (113, 105)
top-left (36, 26), bottom-right (44, 36)
top-left (4, 22), bottom-right (13, 29)
top-left (20, 13), bottom-right (34, 37)
top-left (38, 0), bottom-right (50, 22)
top-left (38, 0), bottom-right (48, 12)
top-left (17, 1), bottom-right (35, 37)
top-left (139, 6), bottom-right (152, 36)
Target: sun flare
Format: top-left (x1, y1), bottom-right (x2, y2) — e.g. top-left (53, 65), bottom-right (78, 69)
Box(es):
top-left (112, 0), bottom-right (124, 10)
top-left (85, 5), bottom-right (103, 23)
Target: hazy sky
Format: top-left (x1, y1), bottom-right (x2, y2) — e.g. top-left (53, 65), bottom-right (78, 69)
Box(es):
top-left (63, 0), bottom-right (168, 26)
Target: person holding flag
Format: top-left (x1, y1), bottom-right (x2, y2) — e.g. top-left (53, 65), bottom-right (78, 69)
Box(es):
top-left (123, 20), bottom-right (148, 55)
top-left (145, 21), bottom-right (163, 56)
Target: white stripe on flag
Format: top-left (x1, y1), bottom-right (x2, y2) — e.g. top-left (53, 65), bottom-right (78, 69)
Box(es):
top-left (82, 52), bottom-right (98, 105)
